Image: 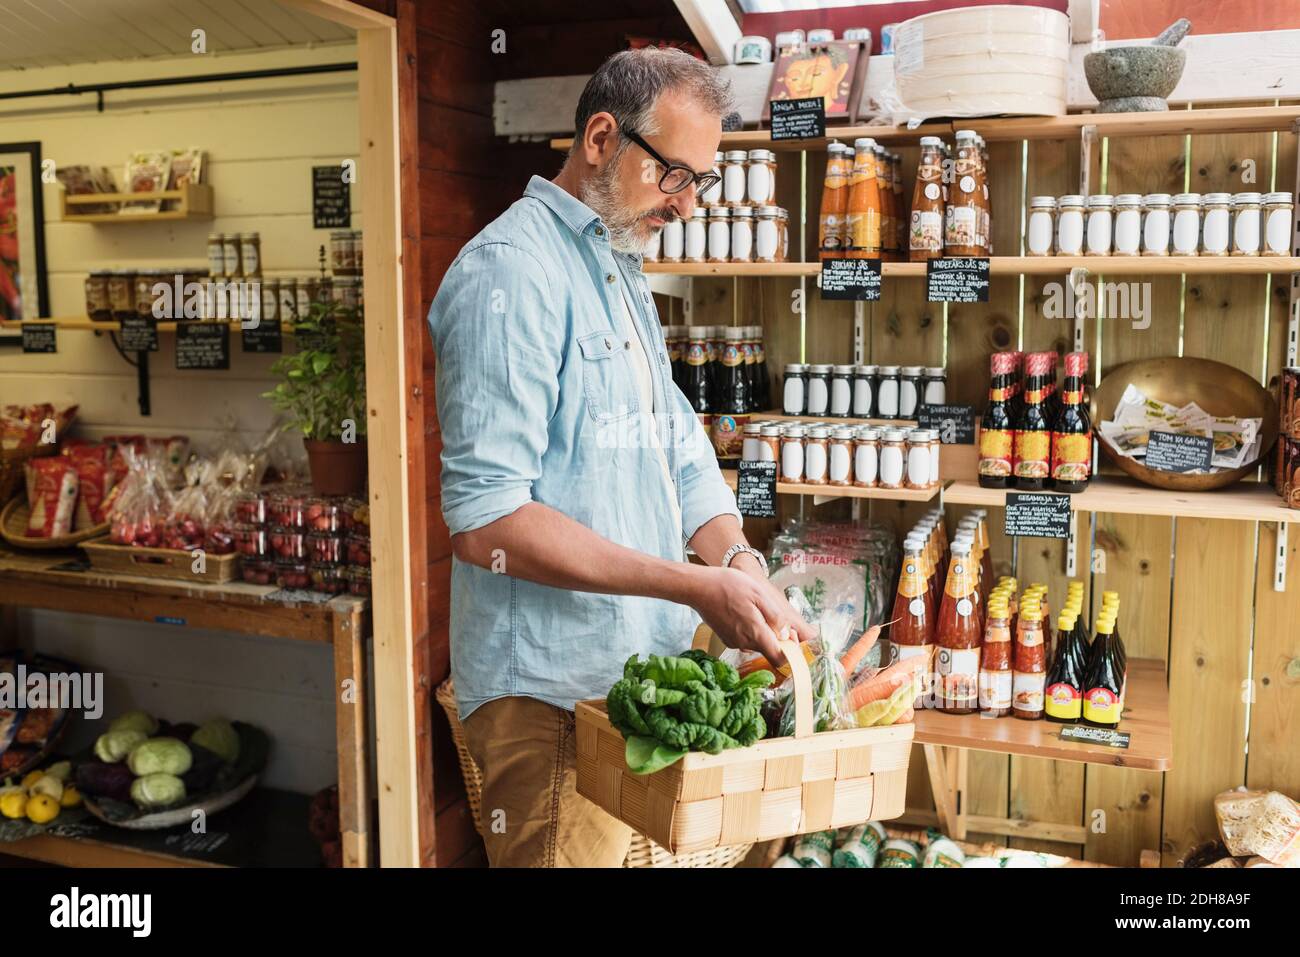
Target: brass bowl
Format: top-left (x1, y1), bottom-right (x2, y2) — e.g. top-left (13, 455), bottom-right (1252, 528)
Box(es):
top-left (1090, 356), bottom-right (1279, 492)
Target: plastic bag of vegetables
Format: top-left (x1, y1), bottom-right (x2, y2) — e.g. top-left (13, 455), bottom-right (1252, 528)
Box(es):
top-left (606, 650), bottom-right (775, 775)
top-left (776, 603), bottom-right (856, 735)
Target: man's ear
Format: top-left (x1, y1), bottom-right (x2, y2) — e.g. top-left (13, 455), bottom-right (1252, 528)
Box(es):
top-left (583, 112), bottom-right (618, 166)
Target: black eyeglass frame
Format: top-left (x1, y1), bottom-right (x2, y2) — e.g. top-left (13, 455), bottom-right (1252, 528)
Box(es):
top-left (621, 128), bottom-right (722, 196)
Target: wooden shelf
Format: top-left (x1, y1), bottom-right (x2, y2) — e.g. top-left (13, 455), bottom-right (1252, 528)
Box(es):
top-left (753, 411), bottom-right (918, 428)
top-left (61, 183), bottom-right (213, 223)
top-left (945, 475), bottom-right (1294, 524)
top-left (720, 468), bottom-right (940, 502)
top-left (550, 121), bottom-right (949, 154)
top-left (913, 658), bottom-right (1172, 771)
top-left (0, 318), bottom-right (292, 334)
top-left (645, 256), bottom-right (1300, 278)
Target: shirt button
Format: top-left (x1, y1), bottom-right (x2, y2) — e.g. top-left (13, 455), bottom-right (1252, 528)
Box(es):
top-left (605, 273), bottom-right (616, 284)
top-left (659, 354), bottom-right (667, 365)
top-left (595, 226), bottom-right (605, 237)
top-left (624, 340), bottom-right (631, 350)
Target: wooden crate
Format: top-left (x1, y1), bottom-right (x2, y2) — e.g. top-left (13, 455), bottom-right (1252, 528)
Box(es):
top-left (576, 638), bottom-right (914, 855)
top-left (79, 537), bottom-right (238, 584)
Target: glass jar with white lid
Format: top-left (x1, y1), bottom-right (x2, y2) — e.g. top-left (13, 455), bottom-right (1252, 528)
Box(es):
top-left (1056, 195), bottom-right (1085, 256)
top-left (1026, 196), bottom-right (1056, 256)
top-left (684, 207), bottom-right (708, 262)
top-left (707, 208), bottom-right (731, 263)
top-left (1263, 192), bottom-right (1295, 256)
top-left (1112, 194), bottom-right (1142, 256)
top-left (1171, 193), bottom-right (1202, 256)
top-left (755, 206), bottom-right (781, 263)
top-left (722, 151), bottom-right (749, 207)
top-left (1200, 193), bottom-right (1232, 256)
top-left (747, 149), bottom-right (777, 205)
top-left (1085, 194), bottom-right (1114, 255)
top-left (1231, 193), bottom-right (1262, 256)
top-left (700, 152), bottom-right (724, 206)
top-left (730, 206), bottom-right (754, 262)
top-left (660, 217), bottom-right (684, 262)
top-left (1142, 194), bottom-right (1172, 255)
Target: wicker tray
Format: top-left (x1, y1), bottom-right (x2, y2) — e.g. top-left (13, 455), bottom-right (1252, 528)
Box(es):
top-left (576, 635), bottom-right (914, 855)
top-left (434, 679), bottom-right (750, 868)
top-left (79, 536), bottom-right (238, 583)
top-left (82, 774), bottom-right (258, 830)
top-left (1, 496), bottom-right (108, 550)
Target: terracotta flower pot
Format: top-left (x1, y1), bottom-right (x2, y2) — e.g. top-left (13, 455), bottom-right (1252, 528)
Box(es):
top-left (304, 439), bottom-right (368, 496)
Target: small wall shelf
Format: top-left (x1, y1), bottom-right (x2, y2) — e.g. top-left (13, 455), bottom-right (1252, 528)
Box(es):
top-left (61, 183), bottom-right (213, 223)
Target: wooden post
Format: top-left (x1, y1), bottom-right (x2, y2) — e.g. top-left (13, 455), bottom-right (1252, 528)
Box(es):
top-left (333, 601), bottom-right (372, 867)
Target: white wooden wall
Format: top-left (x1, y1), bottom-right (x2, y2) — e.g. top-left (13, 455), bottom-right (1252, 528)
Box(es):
top-left (0, 43), bottom-right (362, 794)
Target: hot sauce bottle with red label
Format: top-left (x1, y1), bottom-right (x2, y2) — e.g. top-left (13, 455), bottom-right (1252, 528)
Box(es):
top-left (979, 593), bottom-right (1013, 717)
top-left (1014, 352), bottom-right (1053, 490)
top-left (935, 540), bottom-right (982, 713)
top-left (978, 352), bottom-right (1017, 488)
top-left (1052, 351), bottom-right (1092, 493)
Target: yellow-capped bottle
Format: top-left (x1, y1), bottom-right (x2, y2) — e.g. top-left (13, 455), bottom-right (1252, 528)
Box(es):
top-left (1082, 615), bottom-right (1124, 728)
top-left (1045, 611), bottom-right (1086, 722)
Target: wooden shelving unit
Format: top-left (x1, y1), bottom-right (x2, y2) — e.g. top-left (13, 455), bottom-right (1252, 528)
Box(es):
top-left (646, 256), bottom-right (1300, 278)
top-left (0, 544), bottom-right (371, 868)
top-left (61, 183), bottom-right (214, 223)
top-left (720, 468), bottom-right (940, 502)
top-left (0, 317), bottom-right (292, 334)
top-left (751, 410), bottom-right (917, 428)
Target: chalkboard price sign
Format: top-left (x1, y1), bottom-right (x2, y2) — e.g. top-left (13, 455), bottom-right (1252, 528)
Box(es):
top-left (820, 257), bottom-right (882, 301)
top-left (1145, 431), bottom-right (1213, 473)
top-left (736, 460), bottom-right (777, 519)
top-left (769, 97), bottom-right (826, 141)
top-left (241, 315), bottom-right (283, 354)
top-left (1059, 725), bottom-right (1131, 749)
top-left (1004, 492), bottom-right (1072, 540)
top-left (916, 404), bottom-right (976, 444)
top-left (21, 324), bottom-right (56, 354)
top-left (312, 165), bottom-right (351, 229)
top-left (176, 322), bottom-right (230, 370)
top-left (926, 257), bottom-right (991, 303)
top-left (119, 317), bottom-right (159, 353)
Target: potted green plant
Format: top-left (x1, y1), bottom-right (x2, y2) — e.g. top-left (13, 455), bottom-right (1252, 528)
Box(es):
top-left (263, 300), bottom-right (368, 495)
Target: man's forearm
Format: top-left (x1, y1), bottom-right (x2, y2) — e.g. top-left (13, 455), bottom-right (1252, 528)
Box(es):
top-left (451, 502), bottom-right (700, 603)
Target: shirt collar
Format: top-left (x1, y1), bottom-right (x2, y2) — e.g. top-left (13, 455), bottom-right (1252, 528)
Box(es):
top-left (525, 175), bottom-right (603, 238)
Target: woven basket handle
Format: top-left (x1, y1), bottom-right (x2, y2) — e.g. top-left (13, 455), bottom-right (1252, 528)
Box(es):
top-left (776, 633), bottom-right (815, 739)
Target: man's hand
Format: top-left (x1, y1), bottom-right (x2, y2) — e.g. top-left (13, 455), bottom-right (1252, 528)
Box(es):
top-left (685, 566), bottom-right (817, 665)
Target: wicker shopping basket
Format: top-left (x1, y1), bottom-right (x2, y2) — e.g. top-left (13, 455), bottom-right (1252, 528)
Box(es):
top-left (433, 679), bottom-right (751, 868)
top-left (575, 635), bottom-right (914, 855)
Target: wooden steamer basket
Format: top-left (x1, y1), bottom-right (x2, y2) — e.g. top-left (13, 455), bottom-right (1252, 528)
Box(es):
top-left (576, 635), bottom-right (914, 855)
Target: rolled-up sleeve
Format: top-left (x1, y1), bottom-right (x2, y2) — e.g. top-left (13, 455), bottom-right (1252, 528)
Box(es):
top-left (428, 242), bottom-right (563, 536)
top-left (666, 380), bottom-right (741, 542)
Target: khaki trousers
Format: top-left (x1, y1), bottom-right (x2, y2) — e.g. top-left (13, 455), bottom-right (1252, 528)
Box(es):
top-left (461, 695), bottom-right (633, 868)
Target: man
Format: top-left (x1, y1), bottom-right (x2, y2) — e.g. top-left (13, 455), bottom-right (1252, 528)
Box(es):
top-left (427, 47), bottom-right (812, 868)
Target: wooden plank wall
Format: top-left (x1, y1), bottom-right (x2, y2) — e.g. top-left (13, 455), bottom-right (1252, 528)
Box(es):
top-left (682, 102), bottom-right (1299, 866)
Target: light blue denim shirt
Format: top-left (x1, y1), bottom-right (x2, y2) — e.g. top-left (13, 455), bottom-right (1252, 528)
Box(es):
top-left (428, 175), bottom-right (739, 719)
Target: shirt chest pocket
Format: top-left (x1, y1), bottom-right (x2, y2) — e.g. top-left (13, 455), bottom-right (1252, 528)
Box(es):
top-left (577, 329), bottom-right (640, 424)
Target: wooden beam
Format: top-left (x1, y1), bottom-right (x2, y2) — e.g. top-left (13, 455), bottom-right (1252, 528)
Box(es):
top-left (333, 603), bottom-right (372, 868)
top-left (279, 0), bottom-right (394, 30)
top-left (672, 0), bottom-right (741, 65)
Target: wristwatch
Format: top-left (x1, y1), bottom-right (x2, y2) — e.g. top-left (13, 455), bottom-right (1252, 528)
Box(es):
top-left (720, 543), bottom-right (768, 576)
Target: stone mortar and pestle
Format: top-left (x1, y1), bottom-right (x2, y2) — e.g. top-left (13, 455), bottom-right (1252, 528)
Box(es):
top-left (1084, 18), bottom-right (1190, 113)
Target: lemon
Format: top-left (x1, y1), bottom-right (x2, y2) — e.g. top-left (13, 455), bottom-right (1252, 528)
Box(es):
top-left (20, 770), bottom-right (43, 790)
top-left (0, 792), bottom-right (27, 819)
top-left (26, 793), bottom-right (59, 824)
top-left (60, 785), bottom-right (82, 808)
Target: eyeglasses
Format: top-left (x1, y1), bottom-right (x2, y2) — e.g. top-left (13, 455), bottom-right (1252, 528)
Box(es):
top-left (622, 128), bottom-right (722, 196)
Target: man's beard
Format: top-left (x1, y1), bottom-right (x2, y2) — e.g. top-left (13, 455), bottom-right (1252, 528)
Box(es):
top-left (579, 154), bottom-right (676, 254)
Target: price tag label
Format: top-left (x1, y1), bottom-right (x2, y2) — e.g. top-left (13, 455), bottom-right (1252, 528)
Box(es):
top-left (119, 316), bottom-right (159, 353)
top-left (1059, 725), bottom-right (1131, 749)
top-left (1004, 492), bottom-right (1071, 540)
top-left (313, 164), bottom-right (351, 228)
top-left (926, 257), bottom-right (990, 303)
top-left (769, 97), bottom-right (826, 141)
top-left (1145, 431), bottom-right (1213, 473)
top-left (21, 324), bottom-right (56, 353)
top-left (819, 257), bottom-right (882, 301)
top-left (917, 404), bottom-right (975, 444)
top-left (241, 314), bottom-right (283, 354)
top-left (176, 322), bottom-right (230, 370)
top-left (736, 460), bottom-right (777, 519)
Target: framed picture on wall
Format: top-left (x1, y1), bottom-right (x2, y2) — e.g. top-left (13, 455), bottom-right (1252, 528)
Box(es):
top-left (762, 41), bottom-right (868, 126)
top-left (0, 141), bottom-right (50, 345)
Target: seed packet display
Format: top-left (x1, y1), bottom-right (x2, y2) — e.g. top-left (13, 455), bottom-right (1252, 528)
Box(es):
top-left (54, 164), bottom-right (119, 214)
top-left (164, 147), bottom-right (204, 211)
top-left (122, 150), bottom-right (173, 213)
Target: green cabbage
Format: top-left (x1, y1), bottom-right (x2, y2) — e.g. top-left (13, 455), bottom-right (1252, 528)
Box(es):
top-left (190, 719), bottom-right (240, 764)
top-left (127, 737), bottom-right (193, 776)
top-left (130, 773), bottom-right (186, 809)
top-left (109, 710), bottom-right (159, 737)
top-left (94, 729), bottom-right (147, 763)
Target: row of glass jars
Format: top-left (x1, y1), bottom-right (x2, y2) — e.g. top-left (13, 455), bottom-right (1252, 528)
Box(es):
top-left (84, 270), bottom-right (362, 322)
top-left (647, 205), bottom-right (791, 264)
top-left (741, 421), bottom-right (942, 490)
top-left (782, 363), bottom-right (947, 419)
top-left (701, 149), bottom-right (779, 209)
top-left (1027, 191), bottom-right (1295, 257)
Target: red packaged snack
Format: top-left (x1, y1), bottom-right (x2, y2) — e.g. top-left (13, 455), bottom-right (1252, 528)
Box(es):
top-left (304, 498), bottom-right (341, 532)
top-left (345, 535), bottom-right (371, 565)
top-left (309, 562), bottom-right (348, 595)
top-left (234, 490), bottom-right (267, 525)
top-left (269, 526), bottom-right (306, 559)
top-left (233, 524), bottom-right (268, 557)
top-left (24, 458), bottom-right (79, 537)
top-left (164, 483), bottom-right (209, 551)
top-left (66, 445), bottom-right (111, 529)
top-left (307, 533), bottom-right (344, 564)
top-left (241, 558), bottom-right (276, 586)
top-left (275, 559), bottom-right (310, 589)
top-left (267, 488), bottom-right (306, 528)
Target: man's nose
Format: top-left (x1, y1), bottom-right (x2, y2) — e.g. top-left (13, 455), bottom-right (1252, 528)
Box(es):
top-left (669, 185), bottom-right (697, 218)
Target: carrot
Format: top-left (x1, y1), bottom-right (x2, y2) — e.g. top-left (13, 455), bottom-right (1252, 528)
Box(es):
top-left (847, 656), bottom-right (925, 712)
top-left (839, 624), bottom-right (882, 676)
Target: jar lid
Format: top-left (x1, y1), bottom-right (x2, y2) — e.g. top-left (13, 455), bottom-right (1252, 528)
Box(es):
top-left (1233, 192), bottom-right (1262, 204)
top-left (330, 230), bottom-right (352, 238)
top-left (747, 148), bottom-right (773, 161)
top-left (1172, 192), bottom-right (1202, 205)
top-left (882, 429), bottom-right (909, 441)
top-left (714, 151), bottom-right (725, 162)
top-left (777, 208), bottom-right (789, 218)
top-left (760, 425), bottom-right (782, 436)
top-left (954, 129), bottom-right (977, 139)
top-left (782, 425), bottom-right (806, 437)
top-left (807, 363), bottom-right (833, 373)
top-left (724, 150), bottom-right (749, 161)
top-left (1086, 194), bottom-right (1114, 208)
top-left (832, 427), bottom-right (855, 439)
top-left (808, 426), bottom-right (830, 438)
top-left (1029, 196), bottom-right (1057, 207)
top-left (856, 427), bottom-right (881, 439)
top-left (1114, 193), bottom-right (1142, 206)
top-left (911, 429), bottom-right (937, 441)
top-left (1059, 194), bottom-right (1085, 207)
top-left (853, 137), bottom-right (877, 150)
top-left (757, 205), bottom-right (781, 216)
top-left (827, 141), bottom-right (849, 155)
top-left (1203, 192), bottom-right (1232, 204)
top-left (900, 365), bottom-right (924, 375)
top-left (878, 365), bottom-right (900, 374)
top-left (207, 232), bottom-right (224, 241)
top-left (919, 136), bottom-right (944, 147)
top-left (860, 364), bottom-right (879, 374)
top-left (732, 206), bottom-right (754, 217)
top-left (743, 422), bottom-right (763, 434)
top-left (240, 232), bottom-right (260, 240)
top-left (692, 206), bottom-right (708, 217)
top-left (725, 327), bottom-right (745, 340)
top-left (1143, 193), bottom-right (1172, 205)
top-left (924, 366), bottom-right (945, 376)
top-left (784, 362), bottom-right (807, 372)
top-left (1263, 191), bottom-right (1294, 204)
top-left (708, 207), bottom-right (731, 218)
top-left (833, 364), bottom-right (855, 374)
top-left (853, 364), bottom-right (872, 374)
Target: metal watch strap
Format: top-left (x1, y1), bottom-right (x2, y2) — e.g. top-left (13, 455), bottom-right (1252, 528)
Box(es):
top-left (720, 543), bottom-right (767, 575)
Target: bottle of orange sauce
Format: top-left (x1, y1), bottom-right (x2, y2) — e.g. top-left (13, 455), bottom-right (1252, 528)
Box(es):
top-left (909, 136), bottom-right (945, 261)
top-left (1012, 594), bottom-right (1046, 720)
top-left (819, 142), bottom-right (852, 260)
top-left (889, 538), bottom-right (935, 709)
top-left (845, 138), bottom-right (881, 260)
top-left (874, 143), bottom-right (895, 261)
top-left (935, 539), bottom-right (983, 713)
top-left (944, 130), bottom-right (983, 257)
